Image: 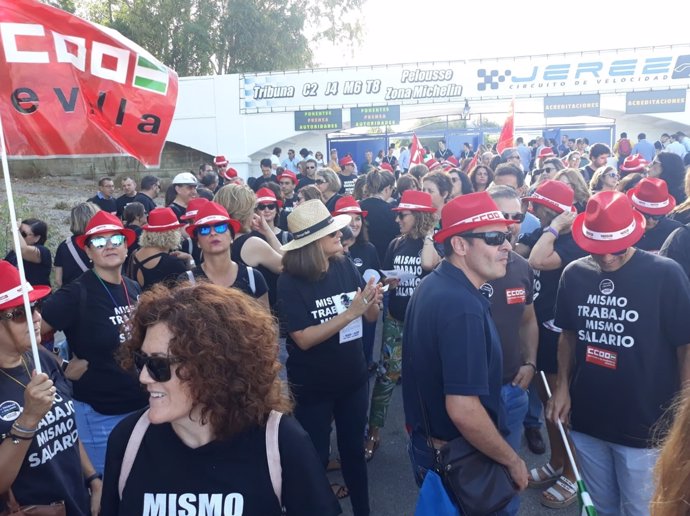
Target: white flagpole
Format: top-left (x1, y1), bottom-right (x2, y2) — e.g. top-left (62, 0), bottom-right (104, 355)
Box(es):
top-left (0, 113), bottom-right (43, 374)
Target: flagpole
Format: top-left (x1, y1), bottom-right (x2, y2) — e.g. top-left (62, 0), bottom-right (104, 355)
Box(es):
top-left (0, 112), bottom-right (43, 374)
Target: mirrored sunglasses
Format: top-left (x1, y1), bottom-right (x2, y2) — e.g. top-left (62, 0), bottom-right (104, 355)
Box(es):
top-left (196, 223), bottom-right (230, 236)
top-left (88, 234), bottom-right (126, 249)
top-left (133, 351), bottom-right (182, 383)
top-left (1, 300), bottom-right (42, 323)
top-left (460, 231), bottom-right (512, 246)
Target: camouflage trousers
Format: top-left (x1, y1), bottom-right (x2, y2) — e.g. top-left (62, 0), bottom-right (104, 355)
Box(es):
top-left (368, 315), bottom-right (403, 429)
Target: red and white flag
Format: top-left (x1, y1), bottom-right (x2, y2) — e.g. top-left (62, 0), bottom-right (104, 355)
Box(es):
top-left (409, 133), bottom-right (425, 166)
top-left (0, 0), bottom-right (178, 167)
top-left (496, 99), bottom-right (515, 155)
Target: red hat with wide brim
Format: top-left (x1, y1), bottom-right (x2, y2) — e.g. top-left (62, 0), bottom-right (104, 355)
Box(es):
top-left (0, 260), bottom-right (51, 311)
top-left (523, 180), bottom-right (576, 214)
top-left (180, 198), bottom-right (210, 222)
top-left (220, 167), bottom-right (238, 181)
top-left (627, 177), bottom-right (676, 215)
top-left (434, 191), bottom-right (511, 243)
top-left (332, 195), bottom-right (367, 217)
top-left (392, 190), bottom-right (436, 213)
top-left (214, 155), bottom-right (229, 167)
top-left (538, 147), bottom-right (555, 159)
top-left (142, 207), bottom-right (185, 232)
top-left (186, 201), bottom-right (241, 238)
top-left (339, 156), bottom-right (354, 167)
top-left (277, 170), bottom-right (298, 185)
top-left (76, 211), bottom-right (137, 250)
top-left (255, 188), bottom-right (283, 208)
top-left (572, 191), bottom-right (646, 254)
top-left (379, 162), bottom-right (394, 173)
top-left (620, 154), bottom-right (648, 173)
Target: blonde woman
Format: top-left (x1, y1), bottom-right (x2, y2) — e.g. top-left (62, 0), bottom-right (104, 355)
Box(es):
top-left (589, 165), bottom-right (619, 194)
top-left (553, 168), bottom-right (591, 213)
top-left (315, 167), bottom-right (343, 212)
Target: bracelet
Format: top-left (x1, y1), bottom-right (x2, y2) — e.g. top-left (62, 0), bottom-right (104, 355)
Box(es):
top-left (543, 226), bottom-right (559, 239)
top-left (523, 361), bottom-right (537, 372)
top-left (424, 235), bottom-right (434, 244)
top-left (1, 432), bottom-right (33, 444)
top-left (12, 421), bottom-right (39, 434)
top-left (84, 472), bottom-right (103, 488)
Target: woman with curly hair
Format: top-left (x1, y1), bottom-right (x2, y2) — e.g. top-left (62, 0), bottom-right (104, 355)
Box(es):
top-left (100, 282), bottom-right (339, 515)
top-left (650, 151), bottom-right (687, 204)
top-left (127, 207), bottom-right (190, 290)
top-left (553, 168), bottom-right (591, 213)
top-left (364, 191), bottom-right (436, 462)
top-left (468, 164), bottom-right (494, 193)
top-left (650, 386), bottom-right (690, 516)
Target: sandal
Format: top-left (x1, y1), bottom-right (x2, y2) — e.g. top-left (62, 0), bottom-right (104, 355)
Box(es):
top-left (327, 458), bottom-right (341, 472)
top-left (364, 434), bottom-right (380, 461)
top-left (541, 476), bottom-right (577, 508)
top-left (330, 483), bottom-right (349, 499)
top-left (528, 463), bottom-right (563, 488)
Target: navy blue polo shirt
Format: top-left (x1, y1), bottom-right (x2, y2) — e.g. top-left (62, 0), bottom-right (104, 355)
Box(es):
top-left (402, 260), bottom-right (505, 442)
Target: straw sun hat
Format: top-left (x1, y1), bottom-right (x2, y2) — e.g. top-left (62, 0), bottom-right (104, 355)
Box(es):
top-left (281, 199), bottom-right (351, 251)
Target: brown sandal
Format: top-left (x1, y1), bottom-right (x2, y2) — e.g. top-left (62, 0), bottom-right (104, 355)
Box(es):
top-left (364, 434), bottom-right (380, 461)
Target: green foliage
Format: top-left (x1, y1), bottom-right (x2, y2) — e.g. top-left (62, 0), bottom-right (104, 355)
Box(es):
top-left (70, 0), bottom-right (364, 77)
top-left (0, 195), bottom-right (30, 257)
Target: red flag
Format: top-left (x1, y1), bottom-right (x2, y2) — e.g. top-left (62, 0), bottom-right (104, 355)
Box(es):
top-left (409, 133), bottom-right (425, 166)
top-left (465, 151), bottom-right (479, 173)
top-left (0, 0), bottom-right (178, 167)
top-left (496, 100), bottom-right (515, 155)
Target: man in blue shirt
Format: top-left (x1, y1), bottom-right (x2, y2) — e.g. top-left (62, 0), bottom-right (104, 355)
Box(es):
top-left (631, 133), bottom-right (655, 162)
top-left (281, 148), bottom-right (300, 173)
top-left (87, 177), bottom-right (117, 214)
top-left (516, 137), bottom-right (532, 172)
top-left (402, 191), bottom-right (528, 511)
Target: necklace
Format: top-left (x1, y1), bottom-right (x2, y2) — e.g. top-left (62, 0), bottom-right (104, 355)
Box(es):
top-left (93, 270), bottom-right (132, 309)
top-left (0, 355), bottom-right (31, 389)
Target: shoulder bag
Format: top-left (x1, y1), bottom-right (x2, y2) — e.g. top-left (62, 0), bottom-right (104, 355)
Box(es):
top-left (416, 387), bottom-right (517, 516)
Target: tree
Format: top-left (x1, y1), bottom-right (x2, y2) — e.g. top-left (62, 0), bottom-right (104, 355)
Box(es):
top-left (67, 0), bottom-right (364, 77)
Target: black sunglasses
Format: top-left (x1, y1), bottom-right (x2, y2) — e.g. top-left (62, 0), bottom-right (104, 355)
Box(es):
top-left (257, 203), bottom-right (277, 211)
top-left (502, 212), bottom-right (525, 223)
top-left (133, 351), bottom-right (182, 383)
top-left (460, 231), bottom-right (512, 246)
top-left (2, 300), bottom-right (42, 323)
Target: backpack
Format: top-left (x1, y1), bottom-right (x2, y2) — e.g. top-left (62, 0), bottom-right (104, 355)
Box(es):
top-left (618, 138), bottom-right (632, 158)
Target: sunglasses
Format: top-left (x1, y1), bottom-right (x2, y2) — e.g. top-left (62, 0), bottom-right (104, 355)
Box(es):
top-left (88, 234), bottom-right (126, 249)
top-left (460, 231), bottom-right (512, 246)
top-left (606, 172), bottom-right (619, 179)
top-left (314, 179), bottom-right (327, 185)
top-left (611, 248), bottom-right (628, 256)
top-left (502, 212), bottom-right (525, 223)
top-left (196, 223), bottom-right (230, 236)
top-left (543, 167), bottom-right (556, 173)
top-left (257, 203), bottom-right (277, 211)
top-left (133, 351), bottom-right (182, 383)
top-left (2, 300), bottom-right (42, 323)
top-left (305, 166), bottom-right (316, 170)
top-left (395, 212), bottom-right (412, 220)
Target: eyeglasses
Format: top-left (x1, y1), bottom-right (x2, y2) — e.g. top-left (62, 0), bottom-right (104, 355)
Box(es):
top-left (314, 179), bottom-right (327, 185)
top-left (133, 351), bottom-right (182, 383)
top-left (2, 300), bottom-right (42, 323)
top-left (502, 212), bottom-right (525, 223)
top-left (88, 234), bottom-right (126, 249)
top-left (196, 223), bottom-right (230, 236)
top-left (459, 231), bottom-right (512, 246)
top-left (257, 203), bottom-right (277, 211)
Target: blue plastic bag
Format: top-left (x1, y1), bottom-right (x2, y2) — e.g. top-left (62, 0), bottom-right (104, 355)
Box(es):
top-left (414, 470), bottom-right (461, 516)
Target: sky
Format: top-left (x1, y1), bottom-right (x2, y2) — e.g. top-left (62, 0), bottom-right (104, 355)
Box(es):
top-left (312, 0), bottom-right (689, 68)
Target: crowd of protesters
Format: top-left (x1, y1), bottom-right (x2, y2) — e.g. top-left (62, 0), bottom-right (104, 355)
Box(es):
top-left (2, 128), bottom-right (690, 516)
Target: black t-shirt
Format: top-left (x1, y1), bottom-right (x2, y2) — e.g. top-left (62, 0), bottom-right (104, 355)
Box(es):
top-left (0, 351), bottom-right (90, 516)
top-left (277, 258), bottom-right (367, 402)
top-left (348, 241), bottom-right (380, 277)
top-left (231, 232), bottom-right (276, 305)
top-left (167, 202), bottom-right (187, 221)
top-left (482, 252), bottom-right (534, 383)
top-left (54, 236), bottom-right (92, 286)
top-left (669, 209), bottom-right (690, 225)
top-left (40, 270), bottom-right (148, 415)
top-left (337, 173), bottom-right (357, 195)
top-left (296, 175), bottom-right (315, 191)
top-left (279, 194), bottom-right (298, 231)
top-left (402, 261), bottom-right (506, 442)
top-left (132, 192), bottom-right (157, 213)
top-left (129, 252), bottom-right (188, 290)
top-left (359, 197), bottom-right (400, 263)
top-left (660, 224), bottom-right (690, 279)
top-left (5, 246), bottom-right (52, 287)
top-left (180, 262), bottom-right (268, 300)
top-left (635, 217), bottom-right (683, 253)
top-left (324, 193), bottom-right (342, 213)
top-left (519, 229), bottom-right (587, 323)
top-left (88, 195), bottom-right (117, 214)
top-left (101, 411), bottom-right (340, 516)
top-left (116, 194), bottom-right (137, 218)
top-left (253, 174), bottom-right (278, 192)
top-left (383, 236), bottom-right (427, 321)
top-left (555, 251), bottom-right (690, 447)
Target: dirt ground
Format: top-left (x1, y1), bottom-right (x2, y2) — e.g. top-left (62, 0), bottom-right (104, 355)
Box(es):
top-left (0, 176), bottom-right (115, 258)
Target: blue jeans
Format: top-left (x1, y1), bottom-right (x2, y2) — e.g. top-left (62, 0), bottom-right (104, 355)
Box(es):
top-left (497, 384), bottom-right (528, 516)
top-left (570, 430), bottom-right (659, 516)
top-left (73, 400), bottom-right (134, 475)
top-left (523, 379), bottom-right (543, 429)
